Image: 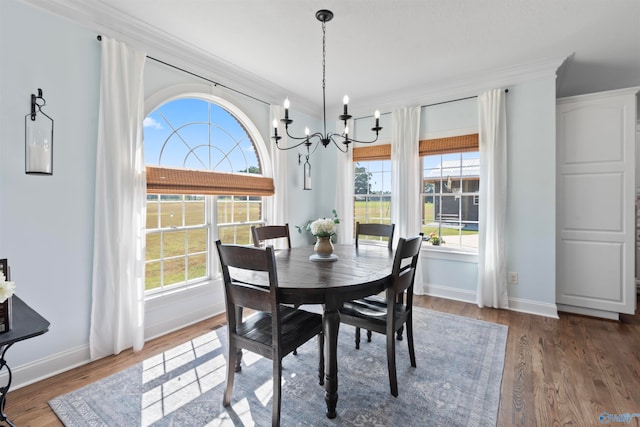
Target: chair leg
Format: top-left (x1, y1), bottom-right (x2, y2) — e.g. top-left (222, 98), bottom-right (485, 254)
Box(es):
top-left (293, 348), bottom-right (297, 355)
top-left (273, 358), bottom-right (282, 427)
top-left (318, 332), bottom-right (325, 385)
top-left (407, 317), bottom-right (416, 367)
top-left (355, 327), bottom-right (361, 349)
top-left (387, 331), bottom-right (398, 397)
top-left (396, 325), bottom-right (404, 341)
top-left (223, 346), bottom-right (237, 406)
top-left (234, 349), bottom-right (243, 372)
top-left (367, 329), bottom-right (373, 342)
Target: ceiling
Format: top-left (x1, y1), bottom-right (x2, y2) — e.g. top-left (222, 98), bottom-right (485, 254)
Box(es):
top-left (23, 0), bottom-right (640, 116)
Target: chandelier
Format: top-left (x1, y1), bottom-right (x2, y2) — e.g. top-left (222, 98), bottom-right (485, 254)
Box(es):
top-left (272, 9), bottom-right (382, 189)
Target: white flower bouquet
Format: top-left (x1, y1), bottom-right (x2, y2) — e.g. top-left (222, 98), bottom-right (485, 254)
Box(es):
top-left (310, 218), bottom-right (337, 238)
top-left (297, 209), bottom-right (341, 239)
top-left (0, 271), bottom-right (15, 303)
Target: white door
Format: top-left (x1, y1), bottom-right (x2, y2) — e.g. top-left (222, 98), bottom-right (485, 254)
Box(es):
top-left (557, 88), bottom-right (638, 318)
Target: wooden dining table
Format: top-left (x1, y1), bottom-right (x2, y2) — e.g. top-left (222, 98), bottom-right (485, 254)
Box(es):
top-left (234, 243), bottom-right (395, 419)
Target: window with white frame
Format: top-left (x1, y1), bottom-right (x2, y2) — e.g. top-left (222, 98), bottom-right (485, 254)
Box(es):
top-left (144, 97), bottom-right (271, 294)
top-left (353, 144), bottom-right (392, 244)
top-left (420, 134), bottom-right (479, 251)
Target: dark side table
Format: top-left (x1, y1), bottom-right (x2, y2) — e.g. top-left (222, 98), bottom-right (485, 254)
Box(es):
top-left (0, 296), bottom-right (50, 427)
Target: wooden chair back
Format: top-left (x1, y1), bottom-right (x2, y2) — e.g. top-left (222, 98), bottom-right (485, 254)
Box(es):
top-left (355, 222), bottom-right (395, 250)
top-left (215, 240), bottom-right (324, 425)
top-left (251, 224), bottom-right (292, 249)
top-left (389, 234), bottom-right (423, 307)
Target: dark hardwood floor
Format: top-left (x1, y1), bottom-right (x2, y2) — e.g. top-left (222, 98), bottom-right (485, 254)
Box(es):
top-left (6, 294), bottom-right (640, 426)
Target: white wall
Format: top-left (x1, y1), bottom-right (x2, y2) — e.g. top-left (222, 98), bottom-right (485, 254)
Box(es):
top-left (0, 0), bottom-right (100, 382)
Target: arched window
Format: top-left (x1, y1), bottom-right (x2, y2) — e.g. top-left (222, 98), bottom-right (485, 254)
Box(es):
top-left (144, 96), bottom-right (272, 293)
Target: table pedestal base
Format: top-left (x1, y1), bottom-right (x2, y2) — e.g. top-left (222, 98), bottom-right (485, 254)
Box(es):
top-left (323, 308), bottom-right (339, 418)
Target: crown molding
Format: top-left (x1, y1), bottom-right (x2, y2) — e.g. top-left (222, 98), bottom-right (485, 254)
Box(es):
top-left (349, 55), bottom-right (570, 117)
top-left (19, 0), bottom-right (320, 116)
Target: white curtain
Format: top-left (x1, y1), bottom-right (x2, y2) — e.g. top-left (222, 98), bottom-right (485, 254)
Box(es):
top-left (265, 105), bottom-right (289, 248)
top-left (335, 119), bottom-right (354, 244)
top-left (391, 107), bottom-right (424, 292)
top-left (90, 37), bottom-right (147, 359)
top-left (476, 89), bottom-right (508, 308)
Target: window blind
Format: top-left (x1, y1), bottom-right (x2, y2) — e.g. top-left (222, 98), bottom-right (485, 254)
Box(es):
top-left (146, 166), bottom-right (275, 196)
top-left (419, 133), bottom-right (479, 156)
top-left (352, 144), bottom-right (391, 161)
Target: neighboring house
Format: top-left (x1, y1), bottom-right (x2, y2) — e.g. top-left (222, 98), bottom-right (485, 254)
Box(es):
top-left (423, 158), bottom-right (479, 227)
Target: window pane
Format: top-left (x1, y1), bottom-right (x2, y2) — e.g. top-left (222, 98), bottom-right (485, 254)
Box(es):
top-left (422, 196), bottom-right (435, 223)
top-left (247, 198), bottom-right (263, 222)
top-left (160, 198), bottom-right (184, 228)
top-left (163, 230), bottom-right (186, 257)
top-left (187, 254), bottom-right (207, 281)
top-left (146, 233), bottom-right (161, 261)
top-left (146, 195), bottom-right (159, 230)
top-left (146, 261), bottom-right (161, 291)
top-left (184, 197), bottom-right (205, 226)
top-left (163, 257), bottom-right (186, 287)
top-left (187, 228), bottom-right (207, 254)
top-left (217, 197), bottom-right (233, 224)
top-left (218, 224), bottom-right (251, 245)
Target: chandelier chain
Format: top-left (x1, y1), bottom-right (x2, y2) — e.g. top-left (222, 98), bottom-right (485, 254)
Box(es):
top-left (322, 20), bottom-right (327, 138)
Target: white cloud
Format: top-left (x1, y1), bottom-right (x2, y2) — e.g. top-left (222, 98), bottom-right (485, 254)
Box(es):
top-left (143, 117), bottom-right (163, 130)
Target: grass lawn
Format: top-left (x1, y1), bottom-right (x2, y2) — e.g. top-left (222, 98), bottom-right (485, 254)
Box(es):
top-left (145, 199), bottom-right (477, 290)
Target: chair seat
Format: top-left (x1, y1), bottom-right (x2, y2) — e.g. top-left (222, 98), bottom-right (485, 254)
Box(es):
top-left (237, 306), bottom-right (323, 355)
top-left (340, 296), bottom-right (409, 328)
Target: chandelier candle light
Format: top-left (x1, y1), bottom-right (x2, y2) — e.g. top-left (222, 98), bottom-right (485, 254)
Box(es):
top-left (272, 10), bottom-right (383, 189)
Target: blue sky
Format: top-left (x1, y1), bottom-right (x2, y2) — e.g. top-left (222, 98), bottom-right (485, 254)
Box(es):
top-left (143, 98), bottom-right (260, 173)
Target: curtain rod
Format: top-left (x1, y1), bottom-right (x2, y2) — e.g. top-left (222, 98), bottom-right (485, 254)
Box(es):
top-left (422, 89), bottom-right (509, 109)
top-left (96, 35), bottom-right (270, 106)
top-left (357, 89), bottom-right (509, 120)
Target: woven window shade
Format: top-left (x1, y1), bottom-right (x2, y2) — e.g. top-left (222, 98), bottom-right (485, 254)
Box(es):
top-left (146, 166), bottom-right (275, 196)
top-left (353, 144), bottom-right (391, 161)
top-left (419, 133), bottom-right (479, 156)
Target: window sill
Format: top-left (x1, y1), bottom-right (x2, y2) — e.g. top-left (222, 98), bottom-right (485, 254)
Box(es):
top-left (421, 246), bottom-right (478, 263)
top-left (145, 278), bottom-right (220, 301)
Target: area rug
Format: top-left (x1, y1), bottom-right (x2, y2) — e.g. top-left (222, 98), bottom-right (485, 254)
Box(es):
top-left (49, 308), bottom-right (507, 426)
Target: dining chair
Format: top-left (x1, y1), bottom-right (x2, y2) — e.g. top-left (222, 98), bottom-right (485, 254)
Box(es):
top-left (251, 223), bottom-right (292, 249)
top-left (215, 240), bottom-right (324, 426)
top-left (355, 222), bottom-right (395, 250)
top-left (354, 222), bottom-right (396, 343)
top-left (251, 223), bottom-right (304, 355)
top-left (339, 234), bottom-right (422, 397)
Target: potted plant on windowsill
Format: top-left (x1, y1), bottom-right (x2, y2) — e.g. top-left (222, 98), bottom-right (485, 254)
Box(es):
top-left (428, 232), bottom-right (445, 246)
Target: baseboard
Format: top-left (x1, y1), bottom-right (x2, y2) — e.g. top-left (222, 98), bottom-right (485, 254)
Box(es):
top-left (508, 296), bottom-right (559, 319)
top-left (421, 283), bottom-right (477, 304)
top-left (422, 283), bottom-right (559, 318)
top-left (0, 344), bottom-right (90, 390)
top-left (556, 304), bottom-right (620, 321)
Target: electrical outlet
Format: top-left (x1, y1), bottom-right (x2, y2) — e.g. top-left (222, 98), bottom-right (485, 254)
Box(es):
top-left (508, 272), bottom-right (518, 285)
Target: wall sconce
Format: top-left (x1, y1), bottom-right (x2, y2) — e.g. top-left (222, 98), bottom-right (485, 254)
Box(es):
top-left (24, 88), bottom-right (53, 175)
top-left (299, 153), bottom-right (312, 190)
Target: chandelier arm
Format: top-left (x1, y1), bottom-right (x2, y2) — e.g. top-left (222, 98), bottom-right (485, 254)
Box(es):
top-left (274, 135), bottom-right (314, 151)
top-left (339, 134), bottom-right (381, 144)
top-left (283, 127), bottom-right (317, 142)
top-left (328, 135), bottom-right (350, 153)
